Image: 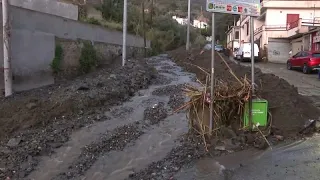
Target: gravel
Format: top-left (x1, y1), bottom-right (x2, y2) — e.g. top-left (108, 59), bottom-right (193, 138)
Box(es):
top-left (168, 94), bottom-right (186, 110)
top-left (53, 123), bottom-right (144, 180)
top-left (0, 59), bottom-right (156, 179)
top-left (144, 102), bottom-right (168, 125)
top-left (152, 84), bottom-right (186, 96)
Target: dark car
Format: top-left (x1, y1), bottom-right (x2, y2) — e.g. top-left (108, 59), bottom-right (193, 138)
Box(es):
top-left (287, 51), bottom-right (320, 74)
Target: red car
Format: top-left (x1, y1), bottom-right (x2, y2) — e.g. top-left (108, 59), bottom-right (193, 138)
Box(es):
top-left (287, 51), bottom-right (320, 74)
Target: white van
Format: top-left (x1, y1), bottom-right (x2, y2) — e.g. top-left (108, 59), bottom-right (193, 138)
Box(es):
top-left (236, 43), bottom-right (259, 61)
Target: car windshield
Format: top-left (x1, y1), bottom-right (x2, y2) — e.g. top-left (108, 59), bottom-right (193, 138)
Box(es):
top-left (312, 53), bottom-right (320, 57)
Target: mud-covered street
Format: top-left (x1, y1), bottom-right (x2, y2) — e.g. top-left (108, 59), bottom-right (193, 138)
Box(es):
top-left (229, 57), bottom-right (320, 107)
top-left (1, 49), bottom-right (320, 180)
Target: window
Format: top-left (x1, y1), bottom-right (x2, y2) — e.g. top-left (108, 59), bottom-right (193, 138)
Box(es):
top-left (235, 31), bottom-right (240, 39)
top-left (293, 52), bottom-right (301, 58)
top-left (246, 23), bottom-right (249, 35)
top-left (301, 52), bottom-right (309, 57)
top-left (312, 53), bottom-right (320, 57)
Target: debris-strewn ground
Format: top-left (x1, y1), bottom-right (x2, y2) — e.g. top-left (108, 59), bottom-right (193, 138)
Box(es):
top-left (0, 59), bottom-right (156, 179)
top-left (1, 50), bottom-right (319, 180)
top-left (168, 47), bottom-right (320, 136)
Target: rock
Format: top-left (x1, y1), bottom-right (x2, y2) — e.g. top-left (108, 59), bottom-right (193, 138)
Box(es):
top-left (0, 146), bottom-right (11, 154)
top-left (7, 137), bottom-right (22, 147)
top-left (215, 146), bottom-right (226, 151)
top-left (26, 102), bottom-right (37, 109)
top-left (109, 74), bottom-right (117, 79)
top-left (275, 135), bottom-right (284, 141)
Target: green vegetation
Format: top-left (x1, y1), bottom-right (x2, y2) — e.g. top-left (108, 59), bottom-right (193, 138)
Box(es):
top-left (51, 44), bottom-right (63, 73)
top-left (78, 0), bottom-right (236, 53)
top-left (79, 41), bottom-right (97, 73)
top-left (96, 0), bottom-right (206, 54)
top-left (86, 17), bottom-right (101, 25)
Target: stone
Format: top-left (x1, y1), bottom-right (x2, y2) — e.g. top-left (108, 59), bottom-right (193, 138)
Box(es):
top-left (109, 74), bottom-right (116, 79)
top-left (0, 146), bottom-right (11, 154)
top-left (215, 146), bottom-right (226, 151)
top-left (26, 102), bottom-right (37, 109)
top-left (7, 137), bottom-right (22, 147)
top-left (275, 135), bottom-right (284, 141)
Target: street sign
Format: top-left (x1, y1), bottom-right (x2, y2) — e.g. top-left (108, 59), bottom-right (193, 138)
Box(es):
top-left (206, 0), bottom-right (261, 17)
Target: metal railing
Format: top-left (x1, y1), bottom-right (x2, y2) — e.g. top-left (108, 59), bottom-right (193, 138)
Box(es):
top-left (254, 25), bottom-right (263, 35)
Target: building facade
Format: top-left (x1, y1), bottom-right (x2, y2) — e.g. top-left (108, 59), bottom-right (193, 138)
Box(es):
top-left (227, 0), bottom-right (320, 63)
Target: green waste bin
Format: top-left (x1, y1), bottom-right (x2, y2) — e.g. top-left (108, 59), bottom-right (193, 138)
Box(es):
top-left (243, 98), bottom-right (268, 129)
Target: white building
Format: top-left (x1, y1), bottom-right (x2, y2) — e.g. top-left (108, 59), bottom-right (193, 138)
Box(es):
top-left (227, 0), bottom-right (320, 63)
top-left (193, 19), bottom-right (208, 29)
top-left (172, 16), bottom-right (188, 25)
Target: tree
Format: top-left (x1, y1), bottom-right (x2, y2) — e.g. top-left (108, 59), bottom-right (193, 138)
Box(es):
top-left (101, 0), bottom-right (123, 22)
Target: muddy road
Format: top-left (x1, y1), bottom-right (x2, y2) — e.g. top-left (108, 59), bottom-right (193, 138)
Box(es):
top-left (0, 55), bottom-right (209, 180)
top-left (1, 52), bottom-right (319, 180)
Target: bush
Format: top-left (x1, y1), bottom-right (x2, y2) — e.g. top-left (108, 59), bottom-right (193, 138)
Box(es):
top-left (86, 17), bottom-right (101, 25)
top-left (51, 44), bottom-right (63, 73)
top-left (79, 42), bottom-right (97, 73)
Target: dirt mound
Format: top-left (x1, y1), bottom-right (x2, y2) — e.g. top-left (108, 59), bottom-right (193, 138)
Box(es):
top-left (0, 58), bottom-right (154, 142)
top-left (0, 59), bottom-right (156, 178)
top-left (168, 47), bottom-right (320, 136)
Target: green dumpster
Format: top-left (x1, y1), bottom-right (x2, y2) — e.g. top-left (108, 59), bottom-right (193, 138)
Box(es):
top-left (243, 98), bottom-right (268, 129)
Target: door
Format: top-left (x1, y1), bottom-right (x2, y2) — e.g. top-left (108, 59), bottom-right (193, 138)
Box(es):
top-left (287, 14), bottom-right (299, 30)
top-left (300, 51), bottom-right (310, 66)
top-left (268, 39), bottom-right (291, 63)
top-left (297, 51), bottom-right (309, 67)
top-left (291, 52), bottom-right (301, 67)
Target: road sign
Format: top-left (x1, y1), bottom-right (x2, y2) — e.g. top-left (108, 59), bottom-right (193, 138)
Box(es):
top-left (206, 0), bottom-right (261, 17)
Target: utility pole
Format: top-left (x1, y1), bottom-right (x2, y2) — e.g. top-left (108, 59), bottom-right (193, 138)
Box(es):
top-left (2, 0), bottom-right (12, 97)
top-left (186, 0), bottom-right (191, 50)
top-left (142, 1), bottom-right (147, 57)
top-left (209, 13), bottom-right (215, 135)
top-left (122, 0), bottom-right (128, 66)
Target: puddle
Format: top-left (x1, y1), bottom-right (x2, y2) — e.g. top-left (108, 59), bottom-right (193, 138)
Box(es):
top-left (175, 136), bottom-right (316, 180)
top-left (28, 55), bottom-right (196, 180)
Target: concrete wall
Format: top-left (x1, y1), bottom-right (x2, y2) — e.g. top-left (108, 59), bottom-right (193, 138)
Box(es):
top-left (11, 6), bottom-right (149, 48)
top-left (8, 0), bottom-right (78, 20)
top-left (0, 29), bottom-right (55, 92)
top-left (0, 5), bottom-right (150, 93)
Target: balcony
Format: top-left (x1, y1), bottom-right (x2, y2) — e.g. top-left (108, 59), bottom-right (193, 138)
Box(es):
top-left (253, 18), bottom-right (320, 39)
top-left (287, 18), bottom-right (320, 37)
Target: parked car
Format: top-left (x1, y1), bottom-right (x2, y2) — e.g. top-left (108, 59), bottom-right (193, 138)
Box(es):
top-left (200, 44), bottom-right (224, 54)
top-left (214, 44), bottom-right (224, 52)
top-left (287, 51), bottom-right (320, 74)
top-left (236, 43), bottom-right (259, 62)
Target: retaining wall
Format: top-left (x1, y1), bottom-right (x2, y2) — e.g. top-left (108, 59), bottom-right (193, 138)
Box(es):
top-left (0, 5), bottom-right (150, 93)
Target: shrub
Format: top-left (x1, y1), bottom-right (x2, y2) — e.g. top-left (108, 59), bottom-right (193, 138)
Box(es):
top-left (50, 44), bottom-right (63, 73)
top-left (86, 17), bottom-right (101, 25)
top-left (79, 42), bottom-right (97, 73)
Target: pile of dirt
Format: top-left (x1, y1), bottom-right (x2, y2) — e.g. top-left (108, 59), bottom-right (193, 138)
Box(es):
top-left (168, 47), bottom-right (320, 136)
top-left (0, 58), bottom-right (156, 178)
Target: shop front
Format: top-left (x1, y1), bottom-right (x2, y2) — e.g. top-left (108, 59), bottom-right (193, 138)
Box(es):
top-left (312, 30), bottom-right (320, 51)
